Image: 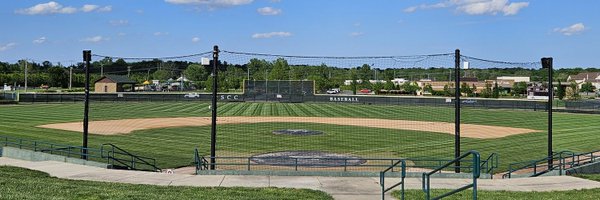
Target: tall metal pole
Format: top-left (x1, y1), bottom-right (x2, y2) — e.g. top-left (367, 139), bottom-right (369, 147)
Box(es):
top-left (542, 57), bottom-right (553, 170)
top-left (454, 49), bottom-right (461, 173)
top-left (82, 50), bottom-right (92, 160)
top-left (69, 66), bottom-right (73, 90)
top-left (210, 46), bottom-right (219, 170)
top-left (24, 60), bottom-right (28, 93)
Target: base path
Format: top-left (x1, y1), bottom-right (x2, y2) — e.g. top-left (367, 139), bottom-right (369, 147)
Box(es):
top-left (38, 116), bottom-right (536, 139)
top-left (2, 158), bottom-right (600, 200)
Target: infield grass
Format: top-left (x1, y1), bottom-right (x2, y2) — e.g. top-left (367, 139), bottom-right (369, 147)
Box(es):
top-left (0, 101), bottom-right (598, 171)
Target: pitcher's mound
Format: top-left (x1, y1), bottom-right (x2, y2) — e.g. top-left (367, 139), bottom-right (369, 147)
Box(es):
top-left (250, 151), bottom-right (365, 167)
top-left (272, 129), bottom-right (323, 136)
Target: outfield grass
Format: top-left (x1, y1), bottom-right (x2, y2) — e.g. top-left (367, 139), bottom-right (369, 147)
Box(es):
top-left (0, 166), bottom-right (332, 200)
top-left (0, 101), bottom-right (598, 171)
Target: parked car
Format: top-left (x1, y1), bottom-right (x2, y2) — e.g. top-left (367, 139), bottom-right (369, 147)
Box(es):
top-left (326, 89), bottom-right (340, 94)
top-left (461, 99), bottom-right (477, 104)
top-left (184, 93), bottom-right (200, 98)
top-left (359, 89), bottom-right (371, 94)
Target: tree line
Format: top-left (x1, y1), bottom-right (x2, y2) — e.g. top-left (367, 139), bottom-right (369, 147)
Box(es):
top-left (1, 58), bottom-right (598, 94)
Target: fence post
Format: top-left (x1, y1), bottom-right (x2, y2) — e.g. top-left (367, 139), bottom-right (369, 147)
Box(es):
top-left (82, 50), bottom-right (91, 160)
top-left (209, 46), bottom-right (219, 170)
top-left (454, 49), bottom-right (461, 173)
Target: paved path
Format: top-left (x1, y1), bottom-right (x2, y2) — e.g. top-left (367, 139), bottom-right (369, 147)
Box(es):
top-left (2, 157), bottom-right (600, 200)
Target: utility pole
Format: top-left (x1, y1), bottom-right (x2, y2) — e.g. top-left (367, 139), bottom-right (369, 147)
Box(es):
top-left (127, 66), bottom-right (131, 77)
top-left (24, 59), bottom-right (27, 92)
top-left (147, 69), bottom-right (150, 81)
top-left (100, 63), bottom-right (104, 76)
top-left (69, 66), bottom-right (73, 90)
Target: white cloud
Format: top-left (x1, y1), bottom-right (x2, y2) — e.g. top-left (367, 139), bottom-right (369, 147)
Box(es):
top-left (257, 7), bottom-right (281, 15)
top-left (192, 37), bottom-right (201, 43)
top-left (97, 6), bottom-right (112, 12)
top-left (16, 1), bottom-right (112, 15)
top-left (270, 0), bottom-right (281, 2)
top-left (404, 0), bottom-right (529, 16)
top-left (81, 36), bottom-right (108, 43)
top-left (82, 5), bottom-right (99, 12)
top-left (554, 23), bottom-right (586, 36)
top-left (33, 37), bottom-right (47, 44)
top-left (110, 20), bottom-right (129, 26)
top-left (350, 32), bottom-right (364, 37)
top-left (154, 32), bottom-right (170, 36)
top-left (0, 43), bottom-right (16, 51)
top-left (16, 1), bottom-right (76, 15)
top-left (252, 32), bottom-right (292, 39)
top-left (117, 32), bottom-right (127, 36)
top-left (165, 0), bottom-right (253, 8)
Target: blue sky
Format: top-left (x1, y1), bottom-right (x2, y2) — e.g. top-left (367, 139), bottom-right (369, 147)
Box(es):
top-left (0, 0), bottom-right (597, 68)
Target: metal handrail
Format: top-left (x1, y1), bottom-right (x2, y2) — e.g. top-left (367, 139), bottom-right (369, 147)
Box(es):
top-left (197, 156), bottom-right (483, 172)
top-left (503, 150), bottom-right (575, 178)
top-left (380, 159), bottom-right (406, 200)
top-left (422, 150), bottom-right (480, 200)
top-left (100, 143), bottom-right (161, 172)
top-left (1, 135), bottom-right (103, 161)
top-left (479, 153), bottom-right (498, 177)
top-left (194, 148), bottom-right (209, 173)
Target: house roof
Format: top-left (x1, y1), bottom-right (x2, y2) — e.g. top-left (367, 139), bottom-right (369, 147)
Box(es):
top-left (568, 72), bottom-right (600, 81)
top-left (95, 75), bottom-right (136, 84)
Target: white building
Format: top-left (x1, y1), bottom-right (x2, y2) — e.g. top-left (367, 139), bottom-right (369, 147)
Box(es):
top-left (497, 76), bottom-right (530, 83)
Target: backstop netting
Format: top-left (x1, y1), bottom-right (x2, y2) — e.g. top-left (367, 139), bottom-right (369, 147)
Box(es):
top-left (39, 49), bottom-right (558, 174)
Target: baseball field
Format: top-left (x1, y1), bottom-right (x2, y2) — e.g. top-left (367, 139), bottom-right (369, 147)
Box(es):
top-left (1, 101), bottom-right (598, 172)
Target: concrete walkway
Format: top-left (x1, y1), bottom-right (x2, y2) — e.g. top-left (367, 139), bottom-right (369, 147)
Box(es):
top-left (2, 157), bottom-right (600, 200)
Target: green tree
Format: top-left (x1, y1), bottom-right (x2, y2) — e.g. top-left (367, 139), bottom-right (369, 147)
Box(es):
top-left (460, 82), bottom-right (472, 97)
top-left (268, 58), bottom-right (289, 80)
top-left (423, 84), bottom-right (434, 94)
top-left (556, 81), bottom-right (565, 100)
top-left (481, 82), bottom-right (493, 98)
top-left (47, 67), bottom-right (67, 88)
top-left (581, 82), bottom-right (595, 95)
top-left (152, 69), bottom-right (171, 80)
top-left (384, 80), bottom-right (396, 91)
top-left (471, 84), bottom-right (478, 97)
top-left (492, 82), bottom-right (500, 98)
top-left (184, 64), bottom-right (207, 82)
top-left (401, 81), bottom-right (420, 95)
top-left (443, 83), bottom-right (454, 97)
top-left (566, 81), bottom-right (581, 100)
top-left (373, 82), bottom-right (384, 94)
top-left (512, 82), bottom-right (527, 97)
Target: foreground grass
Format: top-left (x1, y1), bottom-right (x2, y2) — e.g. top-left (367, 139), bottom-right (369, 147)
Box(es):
top-left (575, 173), bottom-right (600, 182)
top-left (0, 102), bottom-right (598, 170)
top-left (392, 188), bottom-right (600, 200)
top-left (0, 166), bottom-right (332, 200)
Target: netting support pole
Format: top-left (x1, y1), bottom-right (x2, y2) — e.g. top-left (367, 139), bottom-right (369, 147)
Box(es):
top-left (454, 49), bottom-right (461, 173)
top-left (210, 45), bottom-right (220, 170)
top-left (542, 57), bottom-right (553, 170)
top-left (82, 50), bottom-right (92, 160)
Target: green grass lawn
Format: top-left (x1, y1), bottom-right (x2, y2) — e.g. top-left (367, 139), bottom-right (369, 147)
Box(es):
top-left (575, 173), bottom-right (600, 182)
top-left (0, 166), bottom-right (332, 200)
top-left (392, 188), bottom-right (600, 200)
top-left (391, 174), bottom-right (600, 199)
top-left (0, 101), bottom-right (598, 171)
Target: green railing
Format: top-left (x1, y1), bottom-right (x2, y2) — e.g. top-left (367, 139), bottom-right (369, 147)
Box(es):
top-left (380, 159), bottom-right (406, 200)
top-left (195, 156), bottom-right (488, 173)
top-left (1, 135), bottom-right (103, 161)
top-left (100, 143), bottom-right (161, 172)
top-left (561, 149), bottom-right (600, 175)
top-left (194, 148), bottom-right (209, 173)
top-left (480, 153), bottom-right (498, 178)
top-left (422, 150), bottom-right (480, 200)
top-left (503, 150), bottom-right (575, 178)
